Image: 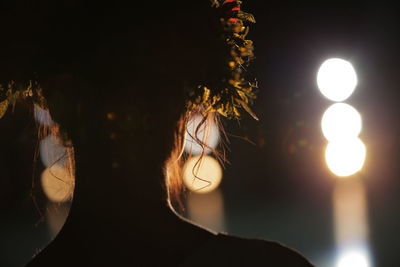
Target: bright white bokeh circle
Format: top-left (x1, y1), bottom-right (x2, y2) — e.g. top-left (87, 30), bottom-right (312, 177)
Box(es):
top-left (317, 58), bottom-right (358, 102)
top-left (321, 103), bottom-right (362, 142)
top-left (325, 138), bottom-right (366, 177)
top-left (185, 115), bottom-right (220, 155)
top-left (40, 135), bottom-right (68, 168)
top-left (337, 250), bottom-right (370, 267)
top-left (182, 155), bottom-right (222, 194)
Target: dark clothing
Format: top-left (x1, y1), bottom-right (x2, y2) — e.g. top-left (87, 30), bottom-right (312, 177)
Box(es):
top-left (27, 231), bottom-right (314, 267)
top-left (181, 233), bottom-right (314, 267)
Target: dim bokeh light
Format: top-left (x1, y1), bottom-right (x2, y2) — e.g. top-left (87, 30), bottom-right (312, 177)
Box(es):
top-left (187, 189), bottom-right (225, 232)
top-left (317, 58), bottom-right (358, 102)
top-left (182, 155), bottom-right (222, 194)
top-left (46, 203), bottom-right (70, 238)
top-left (34, 105), bottom-right (54, 126)
top-left (185, 115), bottom-right (220, 155)
top-left (40, 135), bottom-right (67, 168)
top-left (321, 103), bottom-right (362, 142)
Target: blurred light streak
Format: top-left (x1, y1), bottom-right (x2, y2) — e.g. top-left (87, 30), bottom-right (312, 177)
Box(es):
top-left (41, 165), bottom-right (73, 203)
top-left (183, 155), bottom-right (222, 194)
top-left (185, 115), bottom-right (219, 155)
top-left (46, 202), bottom-right (70, 238)
top-left (321, 103), bottom-right (362, 142)
top-left (187, 189), bottom-right (226, 232)
top-left (325, 138), bottom-right (367, 177)
top-left (317, 58), bottom-right (358, 102)
top-left (334, 178), bottom-right (372, 267)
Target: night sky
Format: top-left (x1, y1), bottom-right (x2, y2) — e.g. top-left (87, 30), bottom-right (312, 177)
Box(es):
top-left (223, 2), bottom-right (400, 266)
top-left (1, 2), bottom-right (400, 266)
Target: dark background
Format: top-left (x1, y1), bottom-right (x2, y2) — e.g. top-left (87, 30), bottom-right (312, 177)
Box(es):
top-left (1, 2), bottom-right (400, 266)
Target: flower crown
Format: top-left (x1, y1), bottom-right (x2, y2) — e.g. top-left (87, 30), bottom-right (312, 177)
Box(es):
top-left (0, 81), bottom-right (45, 119)
top-left (0, 1), bottom-right (257, 121)
top-left (188, 0), bottom-right (258, 120)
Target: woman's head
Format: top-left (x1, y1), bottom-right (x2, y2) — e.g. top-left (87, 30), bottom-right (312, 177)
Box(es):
top-left (1, 1), bottom-right (226, 204)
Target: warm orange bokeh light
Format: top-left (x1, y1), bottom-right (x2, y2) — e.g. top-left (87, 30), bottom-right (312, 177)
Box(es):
top-left (182, 155), bottom-right (222, 194)
top-left (41, 165), bottom-right (74, 203)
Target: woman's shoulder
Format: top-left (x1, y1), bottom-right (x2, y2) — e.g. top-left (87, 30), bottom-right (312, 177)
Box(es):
top-left (181, 232), bottom-right (314, 267)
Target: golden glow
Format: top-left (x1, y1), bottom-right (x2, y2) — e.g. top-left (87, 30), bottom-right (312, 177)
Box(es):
top-left (334, 179), bottom-right (368, 245)
top-left (321, 103), bottom-right (362, 142)
top-left (187, 189), bottom-right (225, 232)
top-left (317, 58), bottom-right (358, 102)
top-left (184, 115), bottom-right (220, 155)
top-left (334, 179), bottom-right (371, 267)
top-left (325, 138), bottom-right (366, 177)
top-left (182, 155), bottom-right (222, 194)
top-left (41, 165), bottom-right (74, 203)
top-left (46, 203), bottom-right (70, 238)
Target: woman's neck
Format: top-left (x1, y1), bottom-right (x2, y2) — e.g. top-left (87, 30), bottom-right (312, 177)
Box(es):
top-left (58, 136), bottom-right (214, 247)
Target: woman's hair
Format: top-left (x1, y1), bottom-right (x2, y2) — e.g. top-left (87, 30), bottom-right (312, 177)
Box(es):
top-left (32, 99), bottom-right (223, 209)
top-left (34, 104), bottom-right (76, 205)
top-left (165, 110), bottom-right (225, 207)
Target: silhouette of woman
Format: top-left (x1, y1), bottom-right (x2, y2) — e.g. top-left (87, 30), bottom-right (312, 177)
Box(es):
top-left (1, 1), bottom-right (314, 266)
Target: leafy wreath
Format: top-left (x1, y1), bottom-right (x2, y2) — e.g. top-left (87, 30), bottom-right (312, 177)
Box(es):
top-left (188, 0), bottom-right (258, 120)
top-left (0, 0), bottom-right (258, 121)
top-left (0, 81), bottom-right (45, 119)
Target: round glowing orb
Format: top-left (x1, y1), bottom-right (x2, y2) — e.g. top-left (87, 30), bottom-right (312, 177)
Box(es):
top-left (325, 138), bottom-right (366, 177)
top-left (41, 165), bottom-right (74, 202)
top-left (321, 103), bottom-right (362, 142)
top-left (183, 155), bottom-right (222, 194)
top-left (337, 251), bottom-right (370, 267)
top-left (185, 115), bottom-right (219, 155)
top-left (40, 135), bottom-right (67, 168)
top-left (317, 58), bottom-right (358, 102)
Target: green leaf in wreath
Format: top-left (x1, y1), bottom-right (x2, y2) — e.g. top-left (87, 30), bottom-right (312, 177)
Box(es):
top-left (237, 11), bottom-right (256, 23)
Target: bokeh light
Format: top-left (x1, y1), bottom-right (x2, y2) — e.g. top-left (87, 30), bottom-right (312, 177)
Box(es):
top-left (41, 165), bottom-right (74, 203)
top-left (321, 103), bottom-right (362, 142)
top-left (183, 155), bottom-right (222, 194)
top-left (185, 115), bottom-right (220, 155)
top-left (325, 138), bottom-right (366, 177)
top-left (334, 179), bottom-right (371, 267)
top-left (46, 203), bottom-right (70, 238)
top-left (187, 189), bottom-right (225, 232)
top-left (34, 105), bottom-right (53, 126)
top-left (337, 250), bottom-right (370, 267)
top-left (40, 135), bottom-right (67, 168)
top-left (334, 179), bottom-right (369, 246)
top-left (317, 58), bottom-right (358, 102)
